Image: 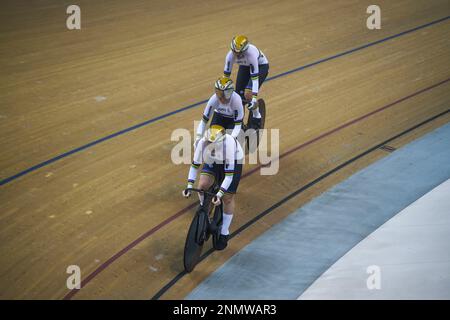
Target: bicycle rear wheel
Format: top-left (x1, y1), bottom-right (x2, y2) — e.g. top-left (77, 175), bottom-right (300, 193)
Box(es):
top-left (183, 210), bottom-right (207, 273)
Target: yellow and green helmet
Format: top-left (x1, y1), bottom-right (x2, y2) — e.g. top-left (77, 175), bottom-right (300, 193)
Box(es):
top-left (230, 35), bottom-right (249, 54)
top-left (205, 125), bottom-right (226, 143)
top-left (214, 76), bottom-right (234, 100)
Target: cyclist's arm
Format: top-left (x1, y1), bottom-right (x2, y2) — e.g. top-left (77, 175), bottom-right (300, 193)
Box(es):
top-left (187, 140), bottom-right (204, 188)
top-left (248, 48), bottom-right (260, 98)
top-left (223, 50), bottom-right (234, 77)
top-left (231, 96), bottom-right (244, 138)
top-left (196, 96), bottom-right (215, 139)
top-left (217, 137), bottom-right (236, 198)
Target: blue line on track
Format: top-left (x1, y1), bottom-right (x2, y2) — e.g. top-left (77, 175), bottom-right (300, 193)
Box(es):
top-left (1, 15), bottom-right (449, 186)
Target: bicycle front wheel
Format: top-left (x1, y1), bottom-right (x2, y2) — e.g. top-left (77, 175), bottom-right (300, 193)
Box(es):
top-left (183, 211), bottom-right (206, 273)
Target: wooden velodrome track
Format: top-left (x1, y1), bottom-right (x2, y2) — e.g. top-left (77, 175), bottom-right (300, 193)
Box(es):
top-left (0, 0), bottom-right (449, 299)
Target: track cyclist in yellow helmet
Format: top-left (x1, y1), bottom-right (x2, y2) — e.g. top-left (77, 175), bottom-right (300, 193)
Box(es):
top-left (183, 124), bottom-right (244, 250)
top-left (193, 76), bottom-right (244, 150)
top-left (224, 35), bottom-right (269, 130)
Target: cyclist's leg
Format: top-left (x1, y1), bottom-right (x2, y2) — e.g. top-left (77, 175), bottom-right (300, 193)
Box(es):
top-left (220, 193), bottom-right (234, 234)
top-left (243, 63), bottom-right (269, 101)
top-left (244, 78), bottom-right (253, 102)
top-left (258, 64), bottom-right (270, 88)
top-left (216, 162), bottom-right (242, 249)
top-left (198, 164), bottom-right (215, 205)
top-left (235, 65), bottom-right (251, 101)
top-left (210, 111), bottom-right (235, 136)
top-left (246, 64), bottom-right (270, 129)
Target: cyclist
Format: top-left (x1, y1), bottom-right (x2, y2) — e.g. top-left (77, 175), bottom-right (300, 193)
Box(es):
top-left (183, 125), bottom-right (244, 250)
top-left (194, 76), bottom-right (244, 150)
top-left (223, 35), bottom-right (269, 129)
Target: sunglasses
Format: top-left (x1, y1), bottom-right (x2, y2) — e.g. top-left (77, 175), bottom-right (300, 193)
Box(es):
top-left (215, 88), bottom-right (233, 100)
top-left (232, 50), bottom-right (244, 57)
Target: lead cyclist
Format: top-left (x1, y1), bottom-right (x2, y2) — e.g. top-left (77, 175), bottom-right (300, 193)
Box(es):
top-left (183, 125), bottom-right (244, 250)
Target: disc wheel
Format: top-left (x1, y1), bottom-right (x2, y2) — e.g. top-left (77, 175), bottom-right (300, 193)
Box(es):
top-left (183, 211), bottom-right (207, 273)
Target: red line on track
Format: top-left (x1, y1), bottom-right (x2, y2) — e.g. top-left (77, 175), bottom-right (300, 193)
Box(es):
top-left (63, 77), bottom-right (449, 299)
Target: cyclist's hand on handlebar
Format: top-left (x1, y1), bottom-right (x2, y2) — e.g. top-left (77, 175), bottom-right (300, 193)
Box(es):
top-left (182, 189), bottom-right (191, 198)
top-left (212, 195), bottom-right (221, 206)
top-left (182, 183), bottom-right (194, 198)
top-left (247, 97), bottom-right (258, 111)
